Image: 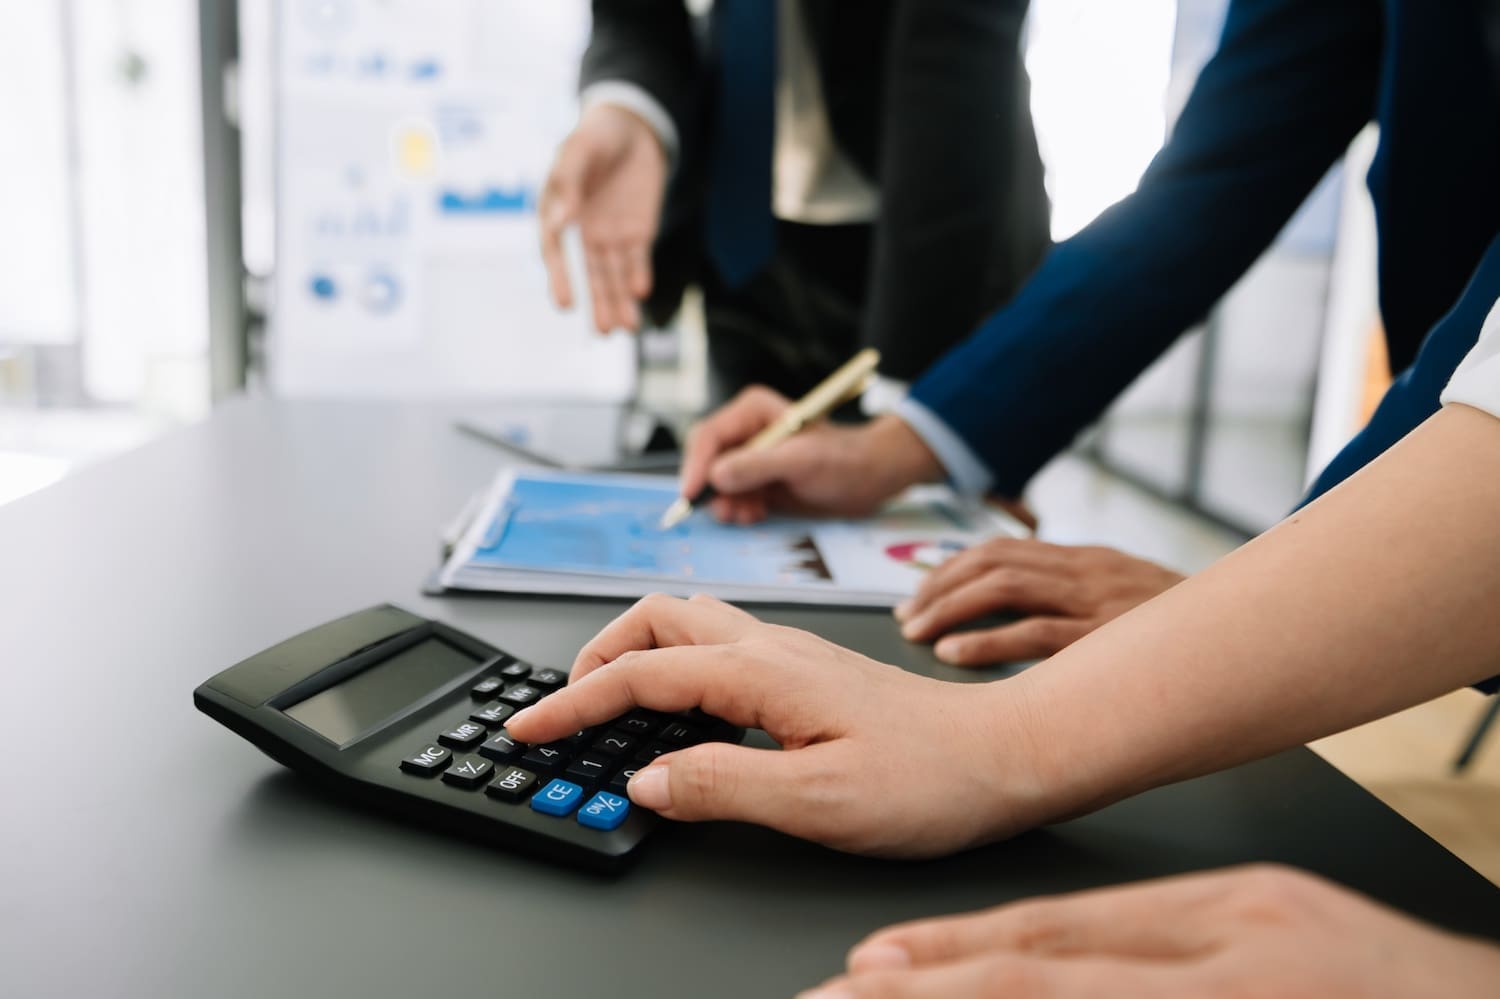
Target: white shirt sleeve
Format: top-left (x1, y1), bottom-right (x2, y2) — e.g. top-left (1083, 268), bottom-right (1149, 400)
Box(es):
top-left (580, 81), bottom-right (680, 166)
top-left (894, 396), bottom-right (995, 498)
top-left (1440, 297), bottom-right (1500, 419)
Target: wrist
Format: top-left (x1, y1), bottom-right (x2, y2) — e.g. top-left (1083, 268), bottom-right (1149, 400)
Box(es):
top-left (972, 675), bottom-right (1077, 838)
top-left (865, 414), bottom-right (944, 494)
top-left (583, 101), bottom-right (668, 164)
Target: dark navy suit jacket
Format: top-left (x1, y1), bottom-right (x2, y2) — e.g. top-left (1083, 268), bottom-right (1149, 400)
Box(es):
top-left (907, 0), bottom-right (1500, 498)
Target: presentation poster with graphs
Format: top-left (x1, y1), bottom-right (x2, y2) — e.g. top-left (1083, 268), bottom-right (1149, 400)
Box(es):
top-left (271, 0), bottom-right (635, 399)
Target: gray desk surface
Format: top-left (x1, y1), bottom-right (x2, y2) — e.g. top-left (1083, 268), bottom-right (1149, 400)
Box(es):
top-left (3, 398), bottom-right (1497, 998)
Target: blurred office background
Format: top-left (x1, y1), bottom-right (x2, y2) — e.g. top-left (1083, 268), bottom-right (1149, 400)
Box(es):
top-left (0, 0), bottom-right (1382, 530)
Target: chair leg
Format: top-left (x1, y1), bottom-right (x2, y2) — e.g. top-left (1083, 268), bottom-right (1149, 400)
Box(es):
top-left (1453, 695), bottom-right (1500, 774)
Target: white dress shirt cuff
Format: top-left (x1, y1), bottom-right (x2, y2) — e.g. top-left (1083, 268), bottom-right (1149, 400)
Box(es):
top-left (1439, 298), bottom-right (1500, 420)
top-left (895, 397), bottom-right (995, 498)
top-left (860, 374), bottom-right (909, 416)
top-left (580, 82), bottom-right (680, 166)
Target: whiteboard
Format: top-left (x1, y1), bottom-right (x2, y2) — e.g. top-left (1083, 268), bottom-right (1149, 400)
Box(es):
top-left (269, 0), bottom-right (634, 400)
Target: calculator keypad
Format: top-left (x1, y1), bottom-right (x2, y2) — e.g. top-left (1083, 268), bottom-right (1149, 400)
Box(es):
top-left (398, 662), bottom-right (736, 831)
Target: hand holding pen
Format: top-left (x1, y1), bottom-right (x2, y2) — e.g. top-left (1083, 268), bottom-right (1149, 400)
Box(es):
top-left (662, 349), bottom-right (947, 529)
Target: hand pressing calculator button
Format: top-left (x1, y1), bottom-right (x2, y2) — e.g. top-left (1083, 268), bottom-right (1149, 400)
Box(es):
top-left (194, 604), bottom-right (746, 871)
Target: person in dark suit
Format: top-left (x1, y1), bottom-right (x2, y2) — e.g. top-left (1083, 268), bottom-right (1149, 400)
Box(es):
top-left (537, 0), bottom-right (1050, 404)
top-left (675, 0), bottom-right (1500, 660)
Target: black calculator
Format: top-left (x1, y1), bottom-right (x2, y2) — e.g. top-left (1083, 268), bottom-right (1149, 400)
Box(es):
top-left (194, 604), bottom-right (743, 871)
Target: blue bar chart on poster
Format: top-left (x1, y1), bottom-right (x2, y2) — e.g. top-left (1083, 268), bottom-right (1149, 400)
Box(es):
top-left (272, 0), bottom-right (634, 399)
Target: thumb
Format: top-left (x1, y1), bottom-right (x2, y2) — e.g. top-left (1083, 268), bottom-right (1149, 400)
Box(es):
top-left (628, 742), bottom-right (816, 831)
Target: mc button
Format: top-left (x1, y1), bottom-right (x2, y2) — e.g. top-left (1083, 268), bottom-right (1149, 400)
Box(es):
top-left (399, 744), bottom-right (451, 776)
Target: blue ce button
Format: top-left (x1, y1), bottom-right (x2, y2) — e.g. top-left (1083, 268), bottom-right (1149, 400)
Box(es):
top-left (530, 779), bottom-right (584, 817)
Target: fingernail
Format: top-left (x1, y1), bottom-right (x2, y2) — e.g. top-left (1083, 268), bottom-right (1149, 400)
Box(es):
top-left (848, 942), bottom-right (910, 973)
top-left (507, 707), bottom-right (533, 729)
top-left (900, 619), bottom-right (923, 640)
top-left (893, 601), bottom-right (913, 621)
top-left (796, 989), bottom-right (853, 999)
top-left (628, 766), bottom-right (672, 810)
top-left (934, 638), bottom-right (961, 663)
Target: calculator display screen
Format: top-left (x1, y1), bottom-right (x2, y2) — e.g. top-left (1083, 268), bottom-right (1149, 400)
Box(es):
top-left (283, 638), bottom-right (479, 746)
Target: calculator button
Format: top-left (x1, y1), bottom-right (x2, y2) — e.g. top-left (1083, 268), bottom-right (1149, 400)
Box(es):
top-left (469, 702), bottom-right (516, 726)
top-left (521, 744), bottom-right (569, 772)
top-left (469, 675), bottom-right (505, 699)
top-left (439, 721), bottom-right (488, 749)
top-left (616, 716), bottom-right (656, 737)
top-left (441, 756), bottom-right (494, 789)
top-left (560, 727), bottom-right (597, 745)
top-left (399, 744), bottom-right (452, 775)
top-left (577, 792), bottom-right (631, 831)
top-left (478, 731), bottom-right (524, 761)
top-left (657, 722), bottom-right (701, 746)
top-left (485, 767), bottom-right (539, 803)
top-left (530, 779), bottom-right (584, 817)
top-left (529, 668), bottom-right (568, 690)
top-left (607, 766), bottom-right (640, 796)
top-left (499, 661), bottom-right (531, 680)
top-left (564, 754), bottom-right (611, 787)
top-left (633, 743), bottom-right (671, 764)
top-left (499, 684), bottom-right (543, 707)
top-left (592, 730), bottom-right (638, 757)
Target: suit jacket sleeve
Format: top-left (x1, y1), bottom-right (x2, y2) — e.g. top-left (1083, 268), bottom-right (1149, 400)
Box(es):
top-left (863, 0), bottom-right (1043, 381)
top-left (581, 0), bottom-right (700, 135)
top-left (907, 0), bottom-right (1383, 496)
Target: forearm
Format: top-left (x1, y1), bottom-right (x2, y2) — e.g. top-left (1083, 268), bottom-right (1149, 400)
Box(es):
top-left (580, 0), bottom-right (697, 132)
top-left (1005, 403), bottom-right (1500, 820)
top-left (910, 0), bottom-right (1379, 495)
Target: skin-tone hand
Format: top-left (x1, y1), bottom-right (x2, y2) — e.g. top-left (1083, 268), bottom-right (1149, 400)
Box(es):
top-left (798, 865), bottom-right (1500, 998)
top-left (893, 539), bottom-right (1186, 666)
top-left (677, 387), bottom-right (945, 524)
top-left (505, 594), bottom-right (1050, 857)
top-left (511, 404), bottom-right (1500, 860)
top-left (538, 103), bottom-right (666, 333)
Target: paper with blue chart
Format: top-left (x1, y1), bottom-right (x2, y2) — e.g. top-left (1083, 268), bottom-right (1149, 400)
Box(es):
top-left (439, 469), bottom-right (1028, 606)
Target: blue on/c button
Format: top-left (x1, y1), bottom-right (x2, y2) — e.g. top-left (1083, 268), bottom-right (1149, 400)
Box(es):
top-left (530, 779), bottom-right (583, 817)
top-left (577, 792), bottom-right (630, 831)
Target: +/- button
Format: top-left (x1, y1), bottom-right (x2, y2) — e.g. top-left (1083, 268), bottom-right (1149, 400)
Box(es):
top-left (441, 756), bottom-right (494, 789)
